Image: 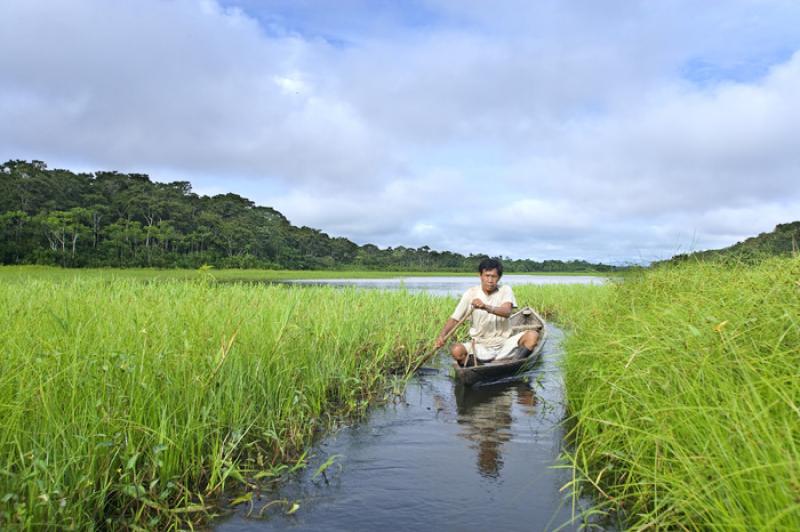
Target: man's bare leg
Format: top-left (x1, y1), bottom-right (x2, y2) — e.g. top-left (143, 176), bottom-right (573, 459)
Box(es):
top-left (504, 330), bottom-right (539, 360)
top-left (519, 330), bottom-right (539, 350)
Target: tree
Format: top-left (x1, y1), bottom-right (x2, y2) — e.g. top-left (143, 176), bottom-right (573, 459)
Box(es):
top-left (0, 159), bottom-right (623, 272)
top-left (35, 208), bottom-right (91, 264)
top-left (0, 210), bottom-right (32, 263)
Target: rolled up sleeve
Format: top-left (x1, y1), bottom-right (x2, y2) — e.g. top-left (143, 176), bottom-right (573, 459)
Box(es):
top-left (501, 285), bottom-right (517, 308)
top-left (451, 290), bottom-right (472, 321)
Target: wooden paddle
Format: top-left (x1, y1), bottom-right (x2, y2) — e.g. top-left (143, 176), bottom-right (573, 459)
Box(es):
top-left (411, 308), bottom-right (473, 373)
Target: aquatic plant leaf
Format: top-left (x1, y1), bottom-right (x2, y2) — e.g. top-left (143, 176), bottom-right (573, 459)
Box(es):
top-left (312, 454), bottom-right (341, 481)
top-left (230, 492), bottom-right (253, 506)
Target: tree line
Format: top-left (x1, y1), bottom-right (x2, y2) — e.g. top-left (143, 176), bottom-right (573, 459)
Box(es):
top-left (0, 160), bottom-right (621, 272)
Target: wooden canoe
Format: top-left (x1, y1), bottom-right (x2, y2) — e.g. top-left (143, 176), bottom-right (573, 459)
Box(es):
top-left (453, 306), bottom-right (547, 387)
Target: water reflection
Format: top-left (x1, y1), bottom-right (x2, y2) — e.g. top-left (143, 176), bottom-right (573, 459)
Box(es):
top-left (455, 382), bottom-right (536, 479)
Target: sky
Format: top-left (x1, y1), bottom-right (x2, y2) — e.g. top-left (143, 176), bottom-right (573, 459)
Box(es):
top-left (1, 0), bottom-right (799, 264)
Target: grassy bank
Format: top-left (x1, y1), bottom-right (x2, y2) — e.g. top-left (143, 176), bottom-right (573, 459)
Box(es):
top-left (514, 282), bottom-right (613, 326)
top-left (0, 265), bottom-right (471, 283)
top-left (9, 261), bottom-right (791, 529)
top-left (540, 257), bottom-right (800, 528)
top-left (0, 265), bottom-right (608, 284)
top-left (0, 277), bottom-right (451, 529)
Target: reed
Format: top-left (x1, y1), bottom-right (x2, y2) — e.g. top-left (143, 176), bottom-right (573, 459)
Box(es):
top-left (514, 282), bottom-right (612, 328)
top-left (0, 276), bottom-right (450, 529)
top-left (0, 265), bottom-right (471, 283)
top-left (0, 265), bottom-right (608, 284)
top-left (533, 257), bottom-right (800, 528)
top-left (8, 262), bottom-right (794, 529)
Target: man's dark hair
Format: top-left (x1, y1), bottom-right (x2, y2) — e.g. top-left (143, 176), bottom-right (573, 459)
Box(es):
top-left (478, 258), bottom-right (503, 277)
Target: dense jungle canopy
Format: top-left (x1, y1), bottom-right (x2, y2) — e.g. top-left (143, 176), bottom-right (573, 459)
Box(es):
top-left (0, 160), bottom-right (621, 271)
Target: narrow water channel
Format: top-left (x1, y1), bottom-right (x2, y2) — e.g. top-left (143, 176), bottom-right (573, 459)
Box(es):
top-left (216, 323), bottom-right (594, 531)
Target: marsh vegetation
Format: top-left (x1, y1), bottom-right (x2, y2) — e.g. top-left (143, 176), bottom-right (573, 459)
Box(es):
top-left (2, 259), bottom-right (797, 529)
top-left (532, 257), bottom-right (800, 529)
top-left (0, 270), bottom-right (450, 528)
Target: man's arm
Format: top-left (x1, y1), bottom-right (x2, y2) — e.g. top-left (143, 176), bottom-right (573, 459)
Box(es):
top-left (475, 285), bottom-right (515, 318)
top-left (471, 299), bottom-right (513, 318)
top-left (436, 290), bottom-right (472, 348)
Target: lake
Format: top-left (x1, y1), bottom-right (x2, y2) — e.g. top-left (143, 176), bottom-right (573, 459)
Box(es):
top-left (289, 274), bottom-right (606, 296)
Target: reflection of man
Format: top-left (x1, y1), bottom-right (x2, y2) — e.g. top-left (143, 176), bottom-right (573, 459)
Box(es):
top-left (456, 388), bottom-right (515, 478)
top-left (516, 386), bottom-right (536, 409)
top-left (456, 383), bottom-right (537, 479)
top-left (475, 400), bottom-right (513, 478)
top-left (435, 258), bottom-right (539, 366)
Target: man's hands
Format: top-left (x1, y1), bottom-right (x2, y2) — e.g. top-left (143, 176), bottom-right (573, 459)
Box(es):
top-left (471, 298), bottom-right (487, 310)
top-left (435, 317), bottom-right (460, 349)
top-left (472, 298), bottom-right (498, 315)
top-left (472, 300), bottom-right (513, 318)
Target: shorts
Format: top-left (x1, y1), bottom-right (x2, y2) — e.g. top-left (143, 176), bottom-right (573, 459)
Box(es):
top-left (460, 331), bottom-right (526, 362)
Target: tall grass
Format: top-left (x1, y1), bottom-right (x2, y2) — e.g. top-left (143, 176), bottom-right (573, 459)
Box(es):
top-left (514, 282), bottom-right (613, 328)
top-left (0, 265), bottom-right (473, 284)
top-left (542, 257), bottom-right (800, 528)
top-left (8, 262), bottom-right (794, 528)
top-left (0, 277), bottom-right (450, 529)
top-left (0, 265), bottom-right (606, 285)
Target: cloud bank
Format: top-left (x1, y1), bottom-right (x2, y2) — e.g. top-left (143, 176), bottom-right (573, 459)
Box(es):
top-left (1, 0), bottom-right (799, 262)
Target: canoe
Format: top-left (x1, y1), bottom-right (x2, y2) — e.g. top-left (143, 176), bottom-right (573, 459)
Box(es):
top-left (453, 306), bottom-right (547, 387)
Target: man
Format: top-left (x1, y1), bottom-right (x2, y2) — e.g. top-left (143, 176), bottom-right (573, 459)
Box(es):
top-left (434, 258), bottom-right (539, 366)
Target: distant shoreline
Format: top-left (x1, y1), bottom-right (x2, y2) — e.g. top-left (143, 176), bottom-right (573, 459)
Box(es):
top-left (0, 265), bottom-right (611, 282)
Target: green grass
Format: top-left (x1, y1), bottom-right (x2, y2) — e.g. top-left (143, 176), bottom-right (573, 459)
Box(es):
top-left (534, 257), bottom-right (800, 529)
top-left (0, 276), bottom-right (452, 529)
top-left (10, 261), bottom-right (792, 529)
top-left (514, 282), bottom-right (614, 327)
top-left (0, 265), bottom-right (608, 284)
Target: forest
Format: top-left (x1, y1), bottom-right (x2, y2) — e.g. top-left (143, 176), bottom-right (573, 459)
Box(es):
top-left (0, 160), bottom-right (620, 272)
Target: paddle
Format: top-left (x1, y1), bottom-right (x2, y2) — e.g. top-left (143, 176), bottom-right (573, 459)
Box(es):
top-left (411, 307), bottom-right (473, 373)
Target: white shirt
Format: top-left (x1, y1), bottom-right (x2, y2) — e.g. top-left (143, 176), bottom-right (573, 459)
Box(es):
top-left (450, 284), bottom-right (517, 347)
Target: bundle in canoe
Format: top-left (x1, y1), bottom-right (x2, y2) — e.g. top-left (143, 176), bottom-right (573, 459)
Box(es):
top-left (454, 306), bottom-right (547, 387)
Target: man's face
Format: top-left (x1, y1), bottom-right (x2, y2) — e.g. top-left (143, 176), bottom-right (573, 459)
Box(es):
top-left (479, 268), bottom-right (500, 293)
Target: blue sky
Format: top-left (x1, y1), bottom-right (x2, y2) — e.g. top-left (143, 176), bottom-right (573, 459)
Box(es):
top-left (2, 0), bottom-right (800, 263)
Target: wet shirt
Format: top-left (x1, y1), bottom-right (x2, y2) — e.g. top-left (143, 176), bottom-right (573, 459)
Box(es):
top-left (450, 284), bottom-right (517, 347)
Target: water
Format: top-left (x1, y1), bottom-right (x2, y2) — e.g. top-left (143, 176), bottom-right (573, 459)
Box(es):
top-left (289, 274), bottom-right (605, 296)
top-left (216, 323), bottom-right (595, 531)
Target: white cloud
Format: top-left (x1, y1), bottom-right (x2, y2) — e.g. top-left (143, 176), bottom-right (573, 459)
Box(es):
top-left (1, 0), bottom-right (799, 262)
top-left (0, 0), bottom-right (386, 186)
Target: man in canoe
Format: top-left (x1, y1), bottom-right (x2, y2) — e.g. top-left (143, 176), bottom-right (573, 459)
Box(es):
top-left (434, 258), bottom-right (539, 366)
